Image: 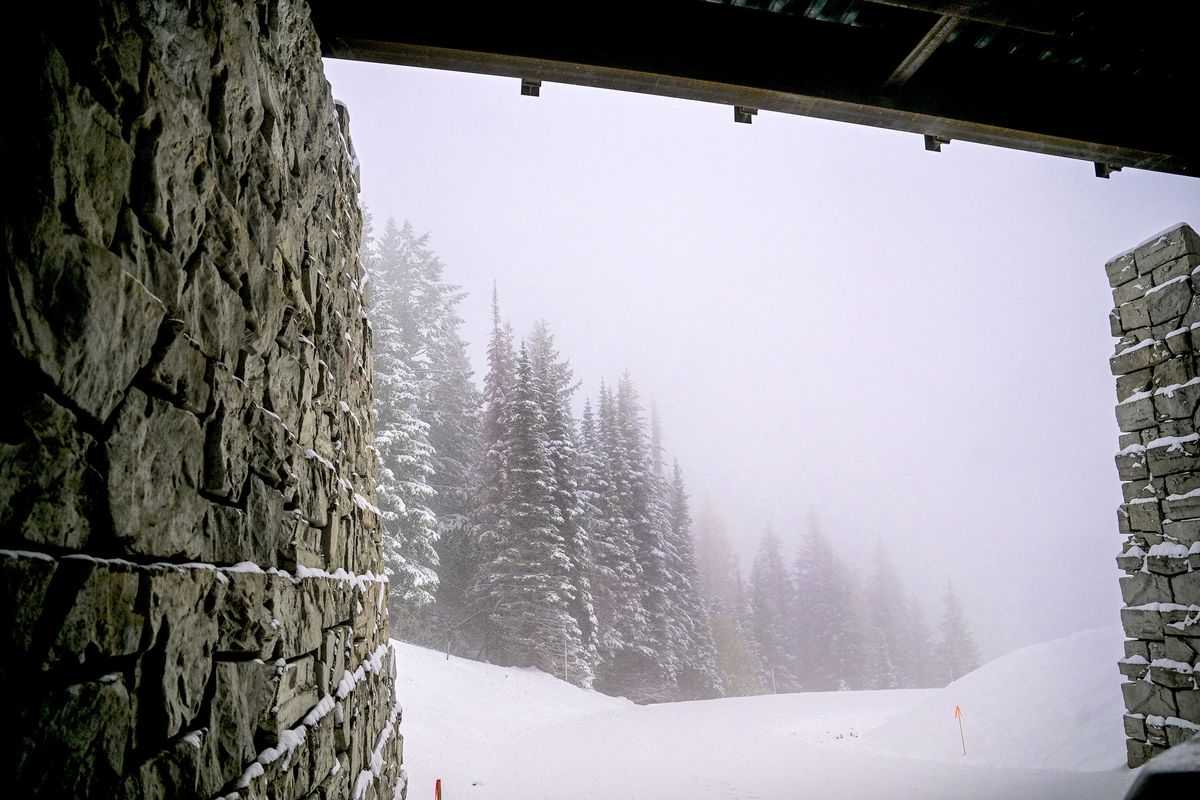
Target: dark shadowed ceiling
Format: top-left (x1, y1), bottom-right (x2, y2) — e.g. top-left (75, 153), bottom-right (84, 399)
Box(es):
top-left (311, 0), bottom-right (1199, 177)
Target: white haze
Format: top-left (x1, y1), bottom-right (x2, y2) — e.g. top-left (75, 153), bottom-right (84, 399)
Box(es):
top-left (324, 60), bottom-right (1200, 660)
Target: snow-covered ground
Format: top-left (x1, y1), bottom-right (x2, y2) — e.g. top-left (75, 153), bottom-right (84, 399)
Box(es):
top-left (392, 627), bottom-right (1137, 800)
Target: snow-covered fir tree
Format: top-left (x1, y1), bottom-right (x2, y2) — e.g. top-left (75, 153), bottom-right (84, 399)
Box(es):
top-left (364, 218), bottom-right (439, 622)
top-left (748, 529), bottom-right (799, 692)
top-left (529, 321), bottom-right (598, 684)
top-left (665, 459), bottom-right (724, 699)
top-left (793, 521), bottom-right (864, 691)
top-left (935, 582), bottom-right (981, 684)
top-left (479, 345), bottom-right (590, 678)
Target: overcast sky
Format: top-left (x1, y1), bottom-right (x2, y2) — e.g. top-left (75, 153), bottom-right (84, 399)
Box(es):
top-left (324, 59), bottom-right (1200, 659)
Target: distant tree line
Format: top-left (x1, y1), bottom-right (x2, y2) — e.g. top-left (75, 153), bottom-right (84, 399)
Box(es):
top-left (696, 511), bottom-right (981, 693)
top-left (365, 218), bottom-right (980, 701)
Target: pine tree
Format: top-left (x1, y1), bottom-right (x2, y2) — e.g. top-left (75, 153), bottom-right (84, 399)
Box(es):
top-left (935, 582), bottom-right (982, 684)
top-left (693, 505), bottom-right (765, 695)
top-left (592, 379), bottom-right (661, 701)
top-left (529, 321), bottom-right (598, 684)
top-left (748, 529), bottom-right (799, 692)
top-left (480, 346), bottom-right (590, 678)
top-left (794, 522), bottom-right (864, 691)
top-left (463, 287), bottom-right (516, 652)
top-left (665, 459), bottom-right (724, 699)
top-left (365, 219), bottom-right (440, 622)
top-left (905, 593), bottom-right (937, 688)
top-left (863, 545), bottom-right (906, 689)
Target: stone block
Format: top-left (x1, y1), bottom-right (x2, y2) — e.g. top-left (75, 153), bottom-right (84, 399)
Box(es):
top-left (1146, 434), bottom-right (1200, 477)
top-left (179, 255), bottom-right (244, 367)
top-left (1171, 570), bottom-right (1200, 606)
top-left (205, 501), bottom-right (246, 565)
top-left (1165, 633), bottom-right (1198, 659)
top-left (1114, 277), bottom-right (1151, 306)
top-left (1149, 661), bottom-right (1195, 689)
top-left (210, 659), bottom-right (275, 782)
top-left (143, 320), bottom-right (211, 415)
top-left (246, 475), bottom-right (289, 567)
top-left (1113, 338), bottom-right (1173, 377)
top-left (0, 390), bottom-right (95, 549)
top-left (107, 389), bottom-right (206, 558)
top-left (1165, 721), bottom-right (1198, 748)
top-left (120, 726), bottom-right (218, 800)
top-left (1177, 689), bottom-right (1200, 722)
top-left (1121, 572), bottom-right (1173, 606)
top-left (46, 557), bottom-right (143, 669)
top-left (271, 655), bottom-right (319, 732)
top-left (0, 551), bottom-right (57, 680)
top-left (217, 568), bottom-right (277, 656)
top-left (137, 565), bottom-right (224, 742)
top-left (248, 403), bottom-right (291, 487)
top-left (1146, 277), bottom-right (1193, 326)
top-left (1123, 479), bottom-right (1162, 503)
top-left (1122, 606), bottom-right (1165, 639)
top-left (1135, 225), bottom-right (1200, 275)
top-left (1122, 680), bottom-right (1178, 717)
top-left (1107, 251), bottom-right (1138, 288)
top-left (1116, 448), bottom-right (1150, 481)
top-left (1119, 299), bottom-right (1151, 332)
top-left (1166, 515), bottom-right (1200, 546)
top-left (131, 62), bottom-right (214, 267)
top-left (202, 364), bottom-right (251, 501)
top-left (16, 674), bottom-right (133, 797)
top-left (1146, 546), bottom-right (1191, 576)
top-left (6, 235), bottom-right (165, 424)
top-left (1119, 657), bottom-right (1149, 679)
top-left (316, 625), bottom-right (350, 697)
top-left (1126, 499), bottom-right (1164, 533)
top-left (1126, 639), bottom-right (1151, 660)
top-left (273, 574), bottom-right (322, 656)
top-left (1154, 377), bottom-right (1200, 420)
top-left (1117, 394), bottom-right (1157, 431)
top-left (1153, 357), bottom-right (1197, 393)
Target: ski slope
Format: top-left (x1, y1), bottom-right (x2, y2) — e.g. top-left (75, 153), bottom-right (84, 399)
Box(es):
top-left (392, 627), bottom-right (1136, 800)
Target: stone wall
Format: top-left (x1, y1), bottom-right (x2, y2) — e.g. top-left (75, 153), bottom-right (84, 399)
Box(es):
top-left (1108, 223), bottom-right (1200, 767)
top-left (1, 1), bottom-right (402, 798)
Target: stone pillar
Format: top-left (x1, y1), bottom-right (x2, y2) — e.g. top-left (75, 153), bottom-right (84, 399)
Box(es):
top-left (1, 2), bottom-right (402, 798)
top-left (1108, 223), bottom-right (1200, 767)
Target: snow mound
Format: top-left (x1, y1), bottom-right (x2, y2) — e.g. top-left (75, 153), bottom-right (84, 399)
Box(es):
top-left (861, 626), bottom-right (1128, 771)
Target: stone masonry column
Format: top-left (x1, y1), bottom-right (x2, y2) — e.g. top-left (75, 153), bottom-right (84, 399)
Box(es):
top-left (1108, 223), bottom-right (1200, 767)
top-left (1, 2), bottom-right (402, 797)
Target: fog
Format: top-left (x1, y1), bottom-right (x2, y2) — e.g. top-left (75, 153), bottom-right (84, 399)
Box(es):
top-left (324, 59), bottom-right (1199, 660)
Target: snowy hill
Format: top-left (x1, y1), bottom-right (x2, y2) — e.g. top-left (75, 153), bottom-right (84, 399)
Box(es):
top-left (392, 627), bottom-right (1136, 800)
top-left (861, 626), bottom-right (1128, 771)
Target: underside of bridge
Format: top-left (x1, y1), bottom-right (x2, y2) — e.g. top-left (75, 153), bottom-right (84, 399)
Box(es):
top-left (311, 0), bottom-right (1199, 178)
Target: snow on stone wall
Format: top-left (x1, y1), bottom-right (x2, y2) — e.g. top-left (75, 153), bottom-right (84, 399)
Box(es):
top-left (0, 1), bottom-right (402, 797)
top-left (1108, 223), bottom-right (1200, 767)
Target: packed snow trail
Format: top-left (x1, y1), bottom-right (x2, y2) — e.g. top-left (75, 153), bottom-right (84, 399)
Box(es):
top-left (391, 627), bottom-right (1136, 800)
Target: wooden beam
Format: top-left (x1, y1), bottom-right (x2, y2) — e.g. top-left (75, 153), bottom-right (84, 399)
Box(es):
top-left (885, 14), bottom-right (961, 88)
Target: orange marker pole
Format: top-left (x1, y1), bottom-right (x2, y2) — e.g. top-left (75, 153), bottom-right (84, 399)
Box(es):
top-left (435, 778), bottom-right (442, 799)
top-left (954, 706), bottom-right (966, 756)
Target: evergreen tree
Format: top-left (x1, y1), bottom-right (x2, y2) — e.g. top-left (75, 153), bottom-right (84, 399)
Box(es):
top-left (863, 546), bottom-right (906, 689)
top-left (935, 582), bottom-right (982, 684)
top-left (665, 459), bottom-right (724, 699)
top-left (463, 288), bottom-right (516, 652)
top-left (365, 218), bottom-right (440, 622)
top-left (905, 593), bottom-right (937, 688)
top-left (748, 529), bottom-right (799, 692)
top-left (480, 346), bottom-right (590, 679)
top-left (693, 506), bottom-right (765, 695)
top-left (794, 522), bottom-right (864, 691)
top-left (530, 321), bottom-right (598, 683)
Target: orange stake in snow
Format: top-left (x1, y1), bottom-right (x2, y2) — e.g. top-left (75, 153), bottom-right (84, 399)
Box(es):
top-left (954, 706), bottom-right (966, 756)
top-left (435, 778), bottom-right (442, 800)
